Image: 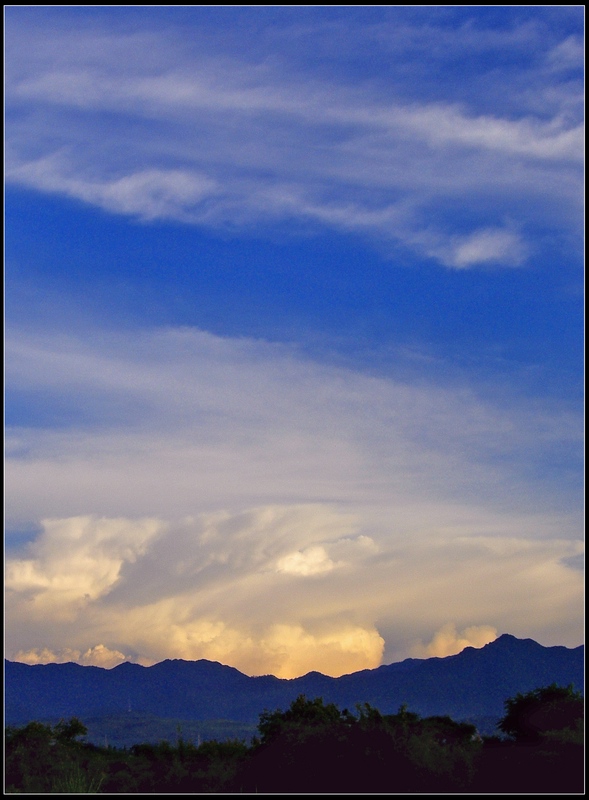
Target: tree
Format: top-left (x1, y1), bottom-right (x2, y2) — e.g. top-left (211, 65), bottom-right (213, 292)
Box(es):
top-left (55, 717), bottom-right (88, 744)
top-left (498, 683), bottom-right (583, 743)
top-left (257, 694), bottom-right (343, 745)
top-left (5, 719), bottom-right (92, 793)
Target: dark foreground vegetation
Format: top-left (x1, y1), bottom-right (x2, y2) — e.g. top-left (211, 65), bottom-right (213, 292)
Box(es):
top-left (5, 684), bottom-right (583, 793)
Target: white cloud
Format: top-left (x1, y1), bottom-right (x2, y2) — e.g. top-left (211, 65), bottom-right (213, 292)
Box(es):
top-left (394, 103), bottom-right (583, 161)
top-left (74, 168), bottom-right (216, 221)
top-left (449, 228), bottom-right (528, 269)
top-left (8, 156), bottom-right (217, 222)
top-left (276, 546), bottom-right (337, 577)
top-left (274, 535), bottom-right (378, 578)
top-left (79, 644), bottom-right (127, 667)
top-left (5, 15), bottom-right (583, 268)
top-left (5, 507), bottom-right (386, 677)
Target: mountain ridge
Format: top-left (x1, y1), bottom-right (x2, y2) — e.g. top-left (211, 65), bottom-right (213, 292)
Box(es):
top-left (5, 634), bottom-right (583, 728)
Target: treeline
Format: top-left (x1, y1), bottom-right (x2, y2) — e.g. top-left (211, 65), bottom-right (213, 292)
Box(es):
top-left (5, 684), bottom-right (583, 793)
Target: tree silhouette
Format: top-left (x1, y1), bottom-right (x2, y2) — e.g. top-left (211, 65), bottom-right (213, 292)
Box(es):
top-left (257, 694), bottom-right (343, 744)
top-left (498, 683), bottom-right (583, 743)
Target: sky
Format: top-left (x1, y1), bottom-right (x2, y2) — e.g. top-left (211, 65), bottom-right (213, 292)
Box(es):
top-left (4, 6), bottom-right (584, 679)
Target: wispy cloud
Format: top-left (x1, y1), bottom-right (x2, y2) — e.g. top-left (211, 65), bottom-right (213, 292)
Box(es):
top-left (5, 325), bottom-right (583, 519)
top-left (5, 11), bottom-right (583, 269)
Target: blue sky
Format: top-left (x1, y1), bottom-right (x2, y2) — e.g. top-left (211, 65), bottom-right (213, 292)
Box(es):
top-left (5, 7), bottom-right (584, 677)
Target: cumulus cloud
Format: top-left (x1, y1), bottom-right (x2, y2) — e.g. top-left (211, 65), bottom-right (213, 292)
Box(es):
top-left (412, 623), bottom-right (498, 659)
top-left (12, 647), bottom-right (83, 666)
top-left (276, 546), bottom-right (337, 577)
top-left (79, 644), bottom-right (128, 667)
top-left (14, 644), bottom-right (127, 668)
top-left (259, 624), bottom-right (385, 678)
top-left (5, 507), bottom-right (386, 677)
top-left (5, 506), bottom-right (583, 676)
top-left (273, 534), bottom-right (377, 578)
top-left (6, 516), bottom-right (162, 620)
top-left (4, 12), bottom-right (583, 268)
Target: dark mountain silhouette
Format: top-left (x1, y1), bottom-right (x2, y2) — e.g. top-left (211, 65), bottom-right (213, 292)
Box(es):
top-left (5, 635), bottom-right (583, 731)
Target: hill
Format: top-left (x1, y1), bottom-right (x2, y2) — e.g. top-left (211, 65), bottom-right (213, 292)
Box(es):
top-left (5, 634), bottom-right (583, 742)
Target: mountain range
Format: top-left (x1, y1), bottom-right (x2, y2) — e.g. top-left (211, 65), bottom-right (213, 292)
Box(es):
top-left (5, 635), bottom-right (583, 740)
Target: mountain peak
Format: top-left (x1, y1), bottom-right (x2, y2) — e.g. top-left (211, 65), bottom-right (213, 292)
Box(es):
top-left (487, 633), bottom-right (545, 650)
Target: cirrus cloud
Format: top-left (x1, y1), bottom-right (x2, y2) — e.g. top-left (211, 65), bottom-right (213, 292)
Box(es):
top-left (5, 10), bottom-right (583, 269)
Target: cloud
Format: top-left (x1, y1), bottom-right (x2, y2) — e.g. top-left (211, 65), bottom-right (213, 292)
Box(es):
top-left (79, 644), bottom-right (128, 667)
top-left (14, 644), bottom-right (127, 668)
top-left (5, 505), bottom-right (583, 676)
top-left (546, 35), bottom-right (584, 72)
top-left (276, 546), bottom-right (337, 577)
top-left (5, 507), bottom-right (386, 677)
top-left (5, 324), bottom-right (583, 545)
top-left (275, 535), bottom-right (379, 577)
top-left (5, 12), bottom-right (583, 268)
top-left (412, 623), bottom-right (498, 658)
top-left (413, 226), bottom-right (529, 270)
top-left (259, 624), bottom-right (385, 678)
top-left (12, 647), bottom-right (82, 666)
top-left (4, 313), bottom-right (583, 666)
top-left (8, 156), bottom-right (217, 221)
top-left (6, 516), bottom-right (162, 620)
top-left (3, 10), bottom-right (584, 679)
top-left (448, 228), bottom-right (528, 269)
